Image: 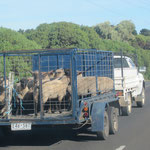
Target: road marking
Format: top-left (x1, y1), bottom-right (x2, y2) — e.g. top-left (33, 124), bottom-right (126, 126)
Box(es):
top-left (116, 145), bottom-right (126, 150)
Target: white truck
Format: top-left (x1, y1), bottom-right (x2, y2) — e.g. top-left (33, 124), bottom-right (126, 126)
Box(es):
top-left (114, 55), bottom-right (145, 116)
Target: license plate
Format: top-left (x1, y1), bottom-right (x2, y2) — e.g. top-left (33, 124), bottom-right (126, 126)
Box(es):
top-left (11, 123), bottom-right (32, 131)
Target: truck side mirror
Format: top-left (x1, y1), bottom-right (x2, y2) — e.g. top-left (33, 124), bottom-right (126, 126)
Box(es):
top-left (139, 66), bottom-right (146, 73)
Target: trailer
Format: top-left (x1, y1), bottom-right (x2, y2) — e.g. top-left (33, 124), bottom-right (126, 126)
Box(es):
top-left (0, 48), bottom-right (119, 140)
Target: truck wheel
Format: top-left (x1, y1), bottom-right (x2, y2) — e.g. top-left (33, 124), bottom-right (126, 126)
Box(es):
top-left (136, 88), bottom-right (145, 107)
top-left (109, 107), bottom-right (118, 134)
top-left (121, 93), bottom-right (132, 116)
top-left (97, 111), bottom-right (109, 140)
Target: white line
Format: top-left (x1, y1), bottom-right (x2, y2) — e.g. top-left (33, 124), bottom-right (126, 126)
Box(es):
top-left (116, 145), bottom-right (126, 150)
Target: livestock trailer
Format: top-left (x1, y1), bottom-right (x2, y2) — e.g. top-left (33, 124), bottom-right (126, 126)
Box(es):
top-left (0, 48), bottom-right (119, 140)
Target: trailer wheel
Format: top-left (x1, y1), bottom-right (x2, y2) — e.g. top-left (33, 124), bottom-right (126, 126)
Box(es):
top-left (109, 107), bottom-right (118, 134)
top-left (136, 88), bottom-right (145, 107)
top-left (97, 111), bottom-right (109, 140)
top-left (121, 93), bottom-right (132, 116)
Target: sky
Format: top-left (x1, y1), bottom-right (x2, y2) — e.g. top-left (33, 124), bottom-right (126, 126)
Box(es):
top-left (0, 0), bottom-right (150, 32)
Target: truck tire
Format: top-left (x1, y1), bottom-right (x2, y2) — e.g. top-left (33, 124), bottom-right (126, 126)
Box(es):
top-left (109, 107), bottom-right (118, 134)
top-left (136, 88), bottom-right (145, 107)
top-left (121, 93), bottom-right (132, 116)
top-left (97, 111), bottom-right (109, 140)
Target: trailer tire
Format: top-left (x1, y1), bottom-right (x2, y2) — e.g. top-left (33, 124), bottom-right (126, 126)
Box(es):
top-left (97, 111), bottom-right (109, 140)
top-left (121, 93), bottom-right (132, 116)
top-left (109, 107), bottom-right (118, 134)
top-left (136, 88), bottom-right (145, 107)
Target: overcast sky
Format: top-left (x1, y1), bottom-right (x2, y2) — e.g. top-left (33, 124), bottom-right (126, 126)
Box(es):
top-left (0, 0), bottom-right (150, 32)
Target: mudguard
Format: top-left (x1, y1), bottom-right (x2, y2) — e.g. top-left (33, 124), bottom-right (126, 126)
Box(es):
top-left (91, 102), bottom-right (106, 132)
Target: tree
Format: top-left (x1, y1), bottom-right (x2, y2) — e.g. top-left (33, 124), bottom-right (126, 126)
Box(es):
top-left (134, 35), bottom-right (150, 50)
top-left (94, 21), bottom-right (121, 41)
top-left (0, 27), bottom-right (41, 78)
top-left (115, 20), bottom-right (136, 42)
top-left (80, 26), bottom-right (102, 49)
top-left (24, 24), bottom-right (51, 48)
top-left (140, 29), bottom-right (150, 36)
top-left (23, 22), bottom-right (93, 49)
top-left (0, 27), bottom-right (41, 51)
top-left (47, 22), bottom-right (90, 49)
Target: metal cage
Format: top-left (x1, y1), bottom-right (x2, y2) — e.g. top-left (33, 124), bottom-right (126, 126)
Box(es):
top-left (0, 49), bottom-right (115, 122)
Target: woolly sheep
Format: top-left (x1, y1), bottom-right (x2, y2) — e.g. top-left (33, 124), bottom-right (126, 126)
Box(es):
top-left (33, 68), bottom-right (70, 113)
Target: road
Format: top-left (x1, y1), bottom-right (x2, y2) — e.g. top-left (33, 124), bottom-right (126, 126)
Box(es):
top-left (0, 82), bottom-right (150, 150)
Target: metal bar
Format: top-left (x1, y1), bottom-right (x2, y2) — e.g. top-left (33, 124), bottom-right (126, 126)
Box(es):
top-left (83, 53), bottom-right (85, 76)
top-left (135, 51), bottom-right (139, 73)
top-left (95, 51), bottom-right (98, 94)
top-left (0, 49), bottom-right (74, 55)
top-left (0, 49), bottom-right (113, 56)
top-left (38, 54), bottom-right (44, 119)
top-left (3, 54), bottom-right (8, 119)
top-left (71, 50), bottom-right (77, 118)
top-left (112, 52), bottom-right (115, 89)
top-left (120, 50), bottom-right (124, 88)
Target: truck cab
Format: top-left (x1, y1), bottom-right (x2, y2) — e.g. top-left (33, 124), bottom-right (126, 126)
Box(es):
top-left (114, 55), bottom-right (145, 116)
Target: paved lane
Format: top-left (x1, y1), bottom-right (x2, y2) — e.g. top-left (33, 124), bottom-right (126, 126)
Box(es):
top-left (0, 82), bottom-right (150, 150)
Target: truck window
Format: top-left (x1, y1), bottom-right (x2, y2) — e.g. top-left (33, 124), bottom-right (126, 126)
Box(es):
top-left (114, 58), bottom-right (129, 68)
top-left (129, 59), bottom-right (136, 67)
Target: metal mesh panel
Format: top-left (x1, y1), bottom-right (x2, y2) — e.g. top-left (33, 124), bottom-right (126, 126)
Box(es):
top-left (0, 51), bottom-right (72, 119)
top-left (76, 50), bottom-right (114, 100)
top-left (37, 54), bottom-right (72, 114)
top-left (0, 55), bottom-right (35, 119)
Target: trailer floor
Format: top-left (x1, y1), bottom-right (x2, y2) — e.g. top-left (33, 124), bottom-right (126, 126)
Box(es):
top-left (8, 111), bottom-right (73, 120)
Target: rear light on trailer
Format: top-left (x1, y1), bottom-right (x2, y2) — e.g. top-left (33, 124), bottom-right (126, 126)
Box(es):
top-left (83, 107), bottom-right (88, 112)
top-left (84, 112), bottom-right (89, 117)
top-left (84, 102), bottom-right (88, 106)
top-left (116, 91), bottom-right (123, 96)
top-left (83, 102), bottom-right (89, 118)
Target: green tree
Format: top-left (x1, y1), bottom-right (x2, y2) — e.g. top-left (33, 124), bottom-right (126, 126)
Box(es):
top-left (0, 27), bottom-right (41, 78)
top-left (115, 20), bottom-right (136, 42)
top-left (94, 21), bottom-right (121, 41)
top-left (47, 22), bottom-right (90, 49)
top-left (132, 35), bottom-right (150, 50)
top-left (0, 27), bottom-right (41, 51)
top-left (80, 26), bottom-right (102, 49)
top-left (140, 29), bottom-right (150, 36)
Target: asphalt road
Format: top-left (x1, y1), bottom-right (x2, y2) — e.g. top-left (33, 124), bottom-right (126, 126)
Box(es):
top-left (0, 82), bottom-right (150, 150)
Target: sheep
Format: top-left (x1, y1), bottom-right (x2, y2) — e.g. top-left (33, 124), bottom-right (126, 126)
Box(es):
top-left (0, 78), bottom-right (10, 116)
top-left (13, 78), bottom-right (34, 115)
top-left (43, 76), bottom-right (69, 112)
top-left (0, 86), bottom-right (5, 105)
top-left (13, 70), bottom-right (55, 115)
top-left (77, 76), bottom-right (113, 97)
top-left (31, 70), bottom-right (55, 85)
top-left (30, 69), bottom-right (57, 114)
top-left (33, 68), bottom-right (70, 113)
top-left (0, 78), bottom-right (8, 103)
top-left (15, 78), bottom-right (30, 100)
top-left (67, 74), bottom-right (113, 99)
